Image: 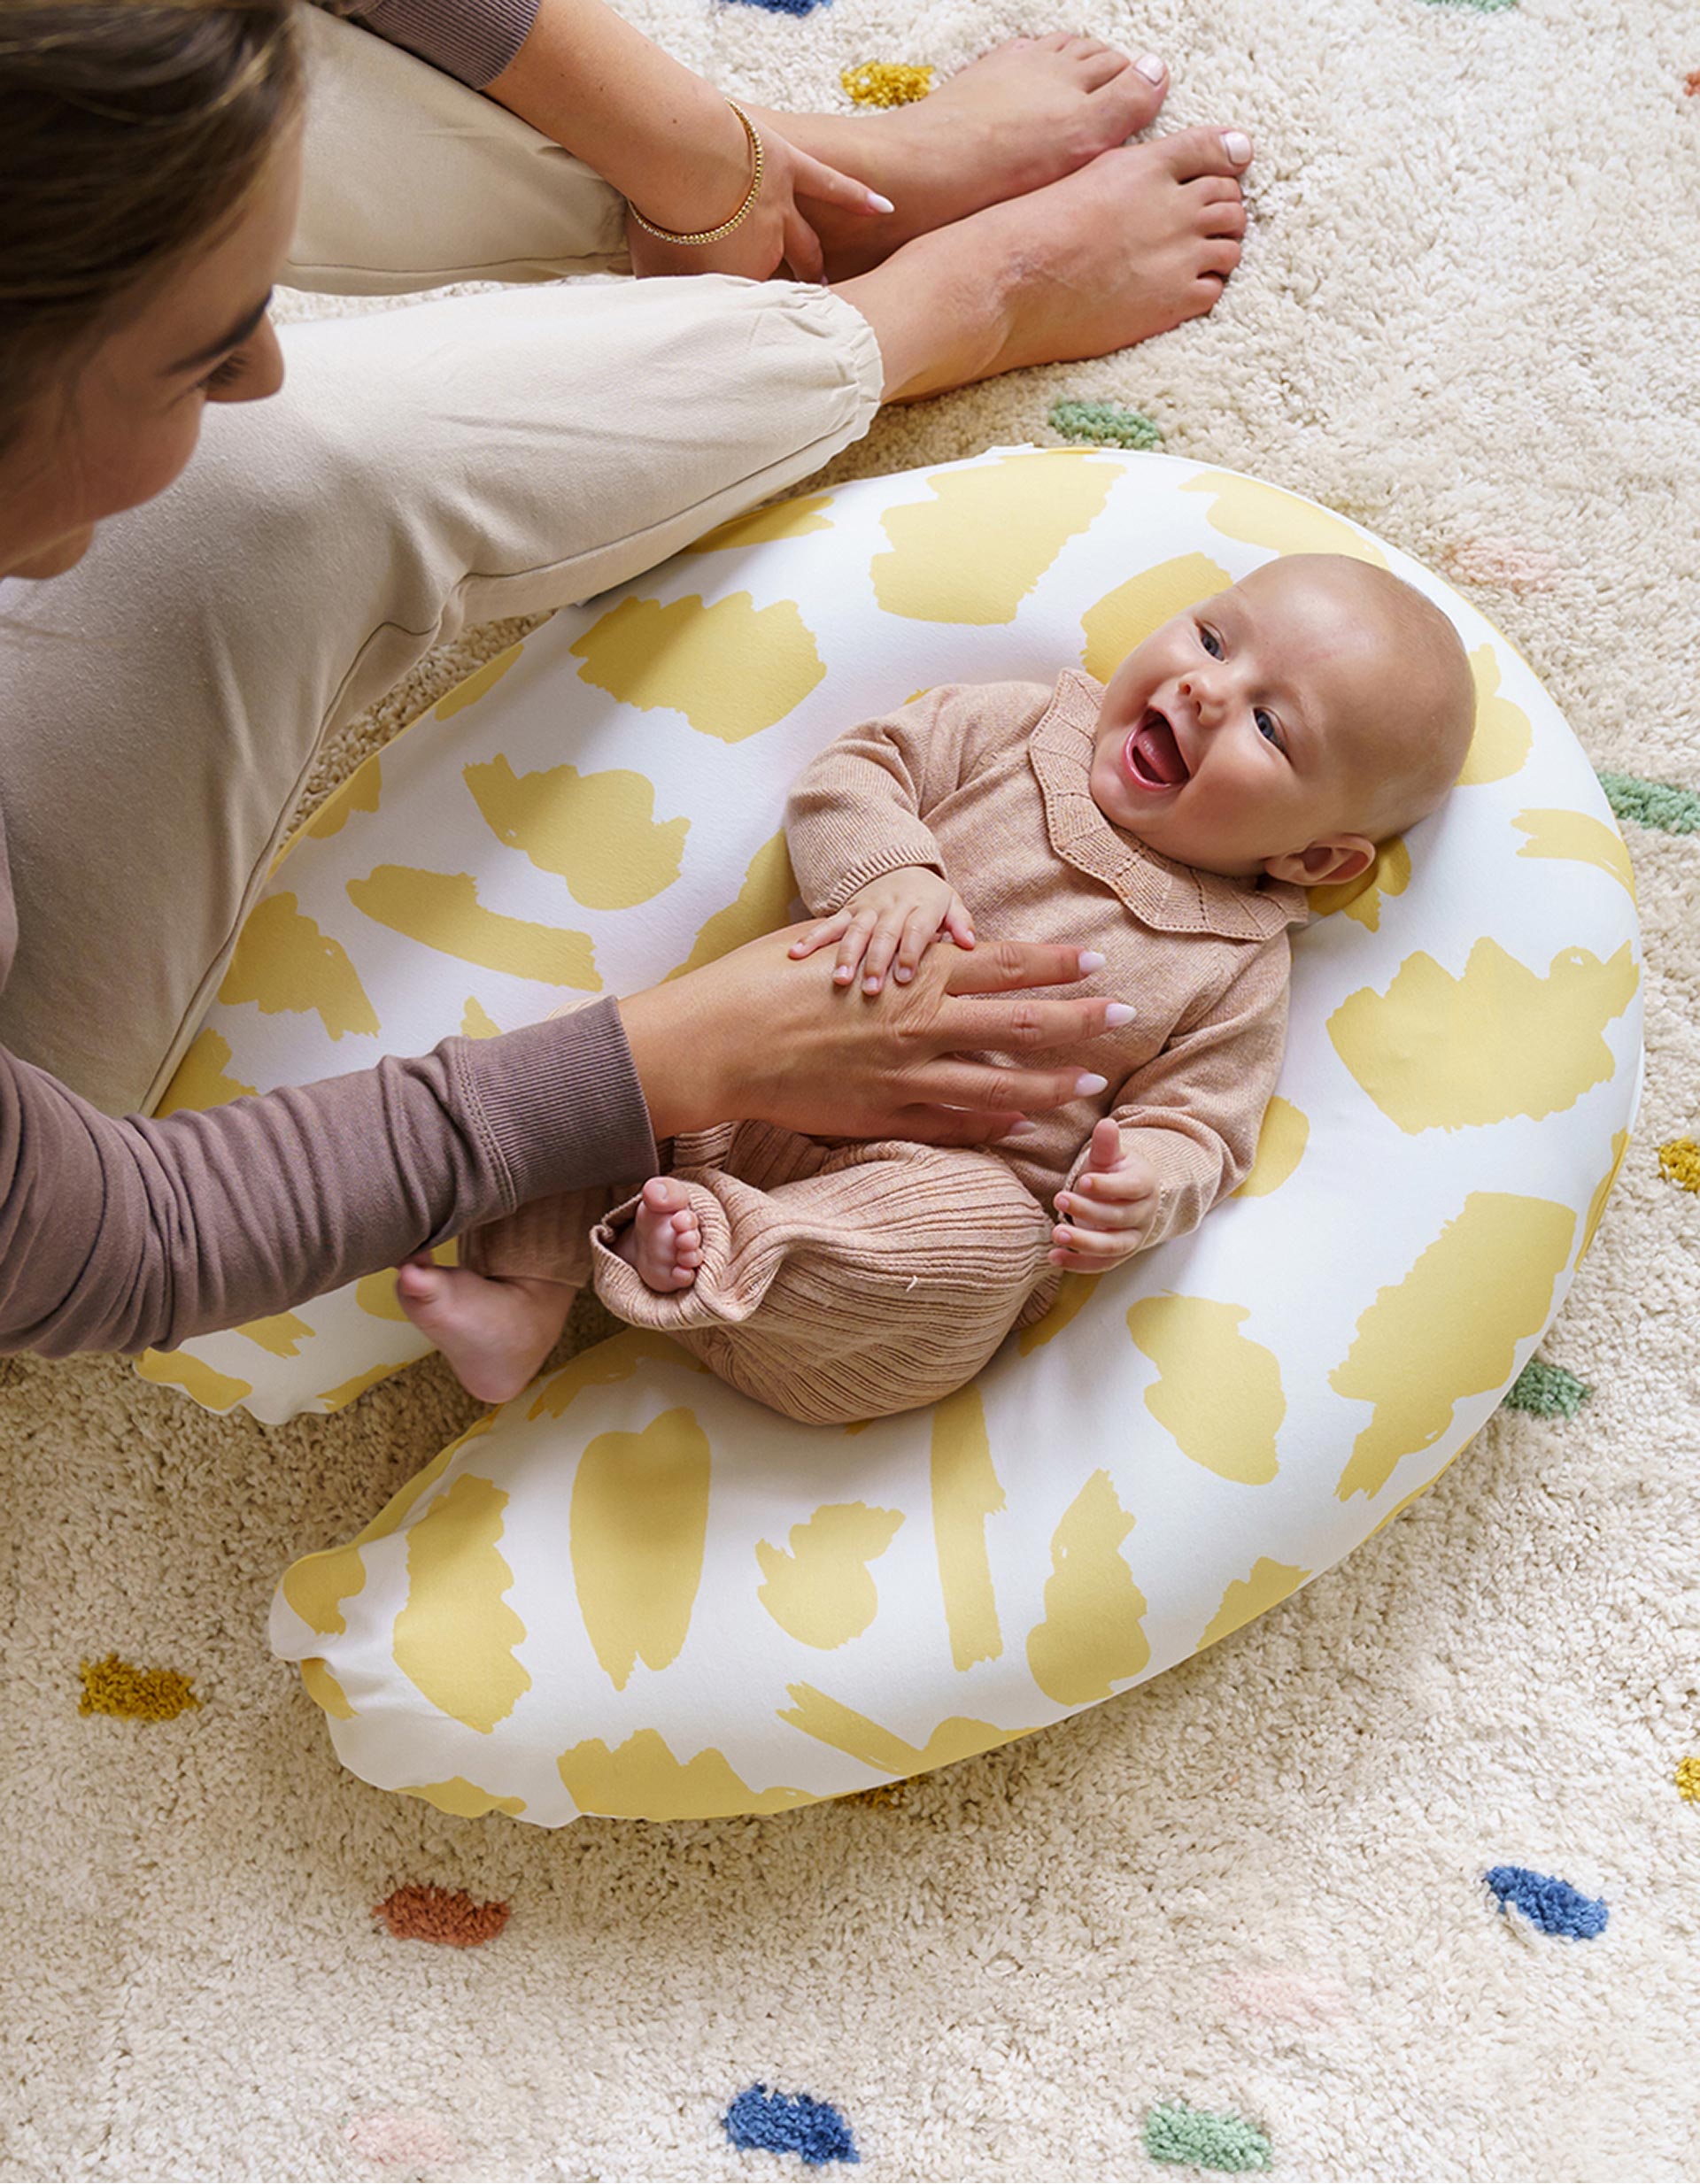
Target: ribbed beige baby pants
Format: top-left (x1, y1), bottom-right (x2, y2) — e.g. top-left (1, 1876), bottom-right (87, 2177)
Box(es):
top-left (475, 1121), bottom-right (1059, 1425)
top-left (0, 6), bottom-right (882, 1116)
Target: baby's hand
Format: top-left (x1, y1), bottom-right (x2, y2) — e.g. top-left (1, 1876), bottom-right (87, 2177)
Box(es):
top-left (1048, 1118), bottom-right (1158, 1273)
top-left (788, 866), bottom-right (975, 994)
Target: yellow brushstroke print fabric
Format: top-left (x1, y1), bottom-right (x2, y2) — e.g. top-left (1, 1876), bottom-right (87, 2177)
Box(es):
top-left (158, 446), bottom-right (1634, 1823)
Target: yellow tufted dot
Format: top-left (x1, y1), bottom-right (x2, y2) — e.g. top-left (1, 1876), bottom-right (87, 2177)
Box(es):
top-left (1331, 1192), bottom-right (1576, 1500)
top-left (757, 1503), bottom-right (904, 1648)
top-left (1126, 1295), bottom-right (1285, 1483)
top-left (570, 592), bottom-right (825, 742)
top-left (930, 1385), bottom-right (1005, 1670)
top-left (1179, 472), bottom-right (1388, 567)
top-left (394, 1475), bottom-right (531, 1733)
top-left (347, 866), bottom-right (599, 990)
top-left (216, 893), bottom-right (379, 1040)
top-left (78, 1654), bottom-right (202, 1721)
top-left (1025, 1470), bottom-right (1149, 1704)
top-left (841, 61), bottom-right (934, 106)
top-left (1079, 553), bottom-right (1233, 682)
top-left (559, 1729), bottom-right (813, 1819)
top-left (464, 757), bottom-right (689, 910)
top-left (1328, 940), bottom-right (1637, 1133)
top-left (1658, 1138), bottom-right (1700, 1195)
top-left (570, 1408), bottom-right (711, 1690)
top-left (873, 452), bottom-right (1119, 625)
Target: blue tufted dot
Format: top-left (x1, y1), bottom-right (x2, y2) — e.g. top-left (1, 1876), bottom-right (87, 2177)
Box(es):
top-left (724, 2085), bottom-right (860, 2166)
top-left (1484, 1865), bottom-right (1609, 1938)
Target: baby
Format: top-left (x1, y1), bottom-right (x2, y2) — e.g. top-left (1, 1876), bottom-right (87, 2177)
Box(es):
top-left (398, 552), bottom-right (1475, 1424)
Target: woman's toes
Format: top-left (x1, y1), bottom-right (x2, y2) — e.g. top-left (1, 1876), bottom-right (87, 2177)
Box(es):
top-left (1200, 235), bottom-right (1242, 284)
top-left (1157, 124), bottom-right (1254, 182)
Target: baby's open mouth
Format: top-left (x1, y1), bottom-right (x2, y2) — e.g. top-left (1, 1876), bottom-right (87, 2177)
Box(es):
top-left (1123, 708), bottom-right (1190, 791)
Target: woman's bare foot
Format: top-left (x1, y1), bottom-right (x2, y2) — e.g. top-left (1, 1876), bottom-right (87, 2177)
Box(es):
top-left (838, 126), bottom-right (1252, 402)
top-left (751, 32), bottom-right (1170, 278)
top-left (395, 1253), bottom-right (573, 1404)
top-left (614, 1178), bottom-right (705, 1294)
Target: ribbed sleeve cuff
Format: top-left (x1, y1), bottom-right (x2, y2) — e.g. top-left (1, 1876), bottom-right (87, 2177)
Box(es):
top-left (348, 0), bottom-right (539, 89)
top-left (815, 838), bottom-right (949, 915)
top-left (455, 998), bottom-right (657, 1213)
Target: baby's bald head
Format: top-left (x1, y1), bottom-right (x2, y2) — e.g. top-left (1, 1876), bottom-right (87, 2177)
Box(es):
top-left (1250, 555), bottom-right (1476, 840)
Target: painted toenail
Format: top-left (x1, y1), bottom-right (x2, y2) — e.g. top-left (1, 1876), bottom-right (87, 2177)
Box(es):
top-left (1135, 54), bottom-right (1165, 82)
top-left (1224, 130), bottom-right (1252, 165)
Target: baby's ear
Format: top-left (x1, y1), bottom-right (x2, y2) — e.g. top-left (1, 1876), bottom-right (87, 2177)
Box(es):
top-left (1264, 836), bottom-right (1376, 889)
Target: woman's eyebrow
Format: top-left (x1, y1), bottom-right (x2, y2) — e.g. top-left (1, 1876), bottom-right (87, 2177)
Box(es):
top-left (165, 290), bottom-right (273, 376)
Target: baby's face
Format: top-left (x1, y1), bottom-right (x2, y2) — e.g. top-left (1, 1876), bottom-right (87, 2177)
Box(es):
top-left (1089, 560), bottom-right (1392, 880)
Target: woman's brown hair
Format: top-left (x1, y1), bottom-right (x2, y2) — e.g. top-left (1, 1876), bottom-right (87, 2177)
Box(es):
top-left (0, 0), bottom-right (301, 450)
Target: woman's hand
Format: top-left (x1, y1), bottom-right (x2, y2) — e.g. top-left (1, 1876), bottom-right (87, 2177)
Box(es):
top-left (617, 926), bottom-right (1123, 1146)
top-left (626, 119), bottom-right (892, 283)
top-left (787, 867), bottom-right (974, 994)
top-left (1047, 1120), bottom-right (1159, 1271)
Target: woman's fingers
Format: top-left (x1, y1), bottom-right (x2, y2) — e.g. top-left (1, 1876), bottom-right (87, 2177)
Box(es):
top-left (943, 939), bottom-right (1105, 995)
top-left (782, 205), bottom-right (826, 285)
top-left (913, 1057), bottom-right (1109, 1116)
top-left (790, 144), bottom-right (894, 217)
top-left (897, 1104), bottom-right (1031, 1147)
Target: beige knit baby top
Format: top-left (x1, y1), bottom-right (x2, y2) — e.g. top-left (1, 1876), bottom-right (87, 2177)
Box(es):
top-left (785, 670), bottom-right (1310, 1243)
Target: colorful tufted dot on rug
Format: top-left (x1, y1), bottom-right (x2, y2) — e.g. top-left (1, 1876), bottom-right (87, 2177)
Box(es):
top-left (1484, 1866), bottom-right (1609, 1939)
top-left (1677, 1757), bottom-right (1700, 1804)
top-left (1048, 398), bottom-right (1163, 451)
top-left (1598, 770), bottom-right (1700, 835)
top-left (77, 1653), bottom-right (201, 1720)
top-left (372, 1883), bottom-right (510, 1946)
top-left (1658, 1138), bottom-right (1699, 1194)
top-left (1502, 1358), bottom-right (1592, 1419)
top-left (723, 2086), bottom-right (859, 2165)
top-left (839, 61), bottom-right (932, 107)
top-left (1144, 2101), bottom-right (1272, 2172)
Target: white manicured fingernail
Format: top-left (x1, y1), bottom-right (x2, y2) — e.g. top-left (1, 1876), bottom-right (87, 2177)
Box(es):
top-left (1007, 1121), bottom-right (1037, 1137)
top-left (1076, 1072), bottom-right (1109, 1096)
top-left (1224, 129), bottom-right (1252, 165)
top-left (867, 191), bottom-right (895, 213)
top-left (1104, 1002), bottom-right (1136, 1027)
top-left (1078, 950), bottom-right (1107, 973)
top-left (1135, 53), bottom-right (1165, 82)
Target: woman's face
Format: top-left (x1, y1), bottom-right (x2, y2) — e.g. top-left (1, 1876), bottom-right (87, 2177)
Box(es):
top-left (0, 116), bottom-right (304, 583)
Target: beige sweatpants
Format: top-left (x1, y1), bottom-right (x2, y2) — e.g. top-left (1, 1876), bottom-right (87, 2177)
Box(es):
top-left (0, 6), bottom-right (881, 1117)
top-left (475, 1122), bottom-right (1059, 1426)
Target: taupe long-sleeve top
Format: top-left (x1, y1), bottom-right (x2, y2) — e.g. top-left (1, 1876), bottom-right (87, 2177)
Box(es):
top-left (319, 0), bottom-right (543, 92)
top-left (786, 673), bottom-right (1310, 1243)
top-left (0, 796), bottom-right (654, 1357)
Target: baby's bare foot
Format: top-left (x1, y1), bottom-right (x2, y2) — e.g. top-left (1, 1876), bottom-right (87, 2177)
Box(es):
top-left (614, 1178), bottom-right (704, 1294)
top-left (395, 1254), bottom-right (571, 1405)
top-left (846, 126), bottom-right (1252, 401)
top-left (753, 33), bottom-right (1170, 276)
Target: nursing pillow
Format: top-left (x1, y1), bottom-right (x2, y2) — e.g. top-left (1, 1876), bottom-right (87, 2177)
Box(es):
top-left (141, 451), bottom-right (1642, 1824)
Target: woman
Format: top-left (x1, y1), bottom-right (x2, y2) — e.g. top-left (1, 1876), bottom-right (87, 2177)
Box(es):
top-left (0, 0), bottom-right (1248, 1358)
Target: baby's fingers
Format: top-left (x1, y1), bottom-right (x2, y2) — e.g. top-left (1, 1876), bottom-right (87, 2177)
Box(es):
top-left (1047, 1222), bottom-right (1140, 1272)
top-left (832, 910), bottom-right (878, 985)
top-left (892, 905), bottom-right (943, 985)
top-left (861, 919), bottom-right (905, 994)
top-left (943, 893), bottom-right (977, 951)
top-left (788, 915), bottom-right (851, 960)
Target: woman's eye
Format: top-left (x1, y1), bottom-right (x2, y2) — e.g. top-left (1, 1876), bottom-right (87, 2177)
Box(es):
top-left (197, 351), bottom-right (249, 394)
top-left (1199, 624), bottom-right (1224, 659)
top-left (1256, 708), bottom-right (1284, 748)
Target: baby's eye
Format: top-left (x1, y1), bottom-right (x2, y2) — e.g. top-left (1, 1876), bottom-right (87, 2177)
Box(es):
top-left (1198, 623), bottom-right (1224, 660)
top-left (1255, 708), bottom-right (1284, 748)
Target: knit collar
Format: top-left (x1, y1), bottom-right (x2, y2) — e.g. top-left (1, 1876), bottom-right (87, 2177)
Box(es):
top-left (1027, 671), bottom-right (1310, 941)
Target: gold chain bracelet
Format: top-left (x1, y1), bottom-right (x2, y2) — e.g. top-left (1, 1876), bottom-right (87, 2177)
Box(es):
top-left (629, 99), bottom-right (766, 247)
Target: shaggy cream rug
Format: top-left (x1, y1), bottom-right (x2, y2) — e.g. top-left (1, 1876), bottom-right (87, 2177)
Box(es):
top-left (4, 2), bottom-right (1697, 2179)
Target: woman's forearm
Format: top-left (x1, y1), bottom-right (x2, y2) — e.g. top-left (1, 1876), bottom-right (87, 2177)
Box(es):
top-left (0, 1001), bottom-right (655, 1357)
top-left (483, 0), bottom-right (751, 230)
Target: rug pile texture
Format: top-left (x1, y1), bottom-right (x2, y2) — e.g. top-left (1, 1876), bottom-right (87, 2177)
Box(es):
top-left (4, 1), bottom-right (1696, 2178)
